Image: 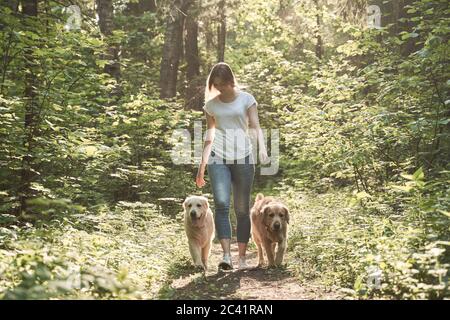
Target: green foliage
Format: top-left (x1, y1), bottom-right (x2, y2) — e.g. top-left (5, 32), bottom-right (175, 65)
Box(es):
top-left (0, 202), bottom-right (188, 299)
top-left (0, 0), bottom-right (448, 300)
top-left (226, 0), bottom-right (449, 299)
top-left (284, 186), bottom-right (449, 299)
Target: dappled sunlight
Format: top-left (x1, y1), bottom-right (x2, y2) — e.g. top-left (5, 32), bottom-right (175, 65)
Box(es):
top-left (0, 0), bottom-right (448, 300)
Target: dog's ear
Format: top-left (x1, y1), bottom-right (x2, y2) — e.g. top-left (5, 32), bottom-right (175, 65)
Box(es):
top-left (182, 196), bottom-right (191, 210)
top-left (282, 206), bottom-right (290, 224)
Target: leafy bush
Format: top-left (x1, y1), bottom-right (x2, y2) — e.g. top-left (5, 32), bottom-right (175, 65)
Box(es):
top-left (283, 179), bottom-right (449, 299)
top-left (0, 202), bottom-right (188, 299)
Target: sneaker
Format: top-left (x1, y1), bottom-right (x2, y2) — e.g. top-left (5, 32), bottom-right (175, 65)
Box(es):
top-left (238, 257), bottom-right (249, 270)
top-left (218, 254), bottom-right (233, 270)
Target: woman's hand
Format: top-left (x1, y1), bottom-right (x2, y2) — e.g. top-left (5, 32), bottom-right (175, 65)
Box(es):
top-left (196, 166), bottom-right (206, 188)
top-left (259, 149), bottom-right (270, 165)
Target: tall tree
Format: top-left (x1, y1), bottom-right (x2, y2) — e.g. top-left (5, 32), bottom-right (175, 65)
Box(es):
top-left (185, 0), bottom-right (202, 109)
top-left (203, 17), bottom-right (215, 73)
top-left (217, 0), bottom-right (226, 62)
top-left (96, 0), bottom-right (121, 83)
top-left (159, 0), bottom-right (193, 99)
top-left (18, 0), bottom-right (39, 216)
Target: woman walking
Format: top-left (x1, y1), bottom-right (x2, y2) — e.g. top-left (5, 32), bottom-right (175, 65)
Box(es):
top-left (196, 62), bottom-right (269, 270)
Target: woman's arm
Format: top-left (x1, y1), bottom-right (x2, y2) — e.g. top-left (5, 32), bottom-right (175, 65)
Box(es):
top-left (248, 104), bottom-right (269, 164)
top-left (196, 112), bottom-right (215, 188)
top-left (200, 112), bottom-right (216, 167)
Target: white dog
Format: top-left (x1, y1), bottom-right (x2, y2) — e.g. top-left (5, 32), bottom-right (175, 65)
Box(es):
top-left (182, 195), bottom-right (215, 271)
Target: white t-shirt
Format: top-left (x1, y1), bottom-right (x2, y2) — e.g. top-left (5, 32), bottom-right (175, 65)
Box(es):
top-left (203, 89), bottom-right (258, 160)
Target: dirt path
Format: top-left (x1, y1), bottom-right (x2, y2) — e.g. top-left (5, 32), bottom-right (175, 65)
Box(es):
top-left (165, 241), bottom-right (345, 300)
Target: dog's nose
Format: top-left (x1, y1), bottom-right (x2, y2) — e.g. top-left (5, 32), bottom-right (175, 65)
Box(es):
top-left (190, 210), bottom-right (196, 218)
top-left (274, 222), bottom-right (281, 230)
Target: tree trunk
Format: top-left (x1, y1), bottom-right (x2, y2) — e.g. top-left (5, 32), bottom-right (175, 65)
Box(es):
top-left (205, 18), bottom-right (214, 52)
top-left (159, 0), bottom-right (193, 99)
top-left (185, 1), bottom-right (203, 109)
top-left (96, 0), bottom-right (121, 84)
top-left (180, 15), bottom-right (186, 64)
top-left (185, 16), bottom-right (200, 75)
top-left (204, 18), bottom-right (214, 73)
top-left (217, 0), bottom-right (226, 62)
top-left (369, 0), bottom-right (420, 56)
top-left (18, 0), bottom-right (39, 216)
top-left (398, 0), bottom-right (420, 57)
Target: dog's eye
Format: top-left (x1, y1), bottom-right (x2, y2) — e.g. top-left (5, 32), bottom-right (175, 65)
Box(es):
top-left (196, 204), bottom-right (201, 208)
top-left (188, 204), bottom-right (192, 207)
top-left (280, 214), bottom-right (284, 218)
top-left (269, 213), bottom-right (275, 217)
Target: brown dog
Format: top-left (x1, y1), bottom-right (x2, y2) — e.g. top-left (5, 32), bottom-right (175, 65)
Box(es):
top-left (250, 193), bottom-right (290, 267)
top-left (182, 195), bottom-right (215, 271)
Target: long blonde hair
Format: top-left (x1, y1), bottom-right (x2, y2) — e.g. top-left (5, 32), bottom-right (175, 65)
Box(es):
top-left (204, 62), bottom-right (242, 103)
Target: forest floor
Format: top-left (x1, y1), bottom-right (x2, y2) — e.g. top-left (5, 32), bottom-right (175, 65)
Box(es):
top-left (0, 189), bottom-right (363, 299)
top-left (160, 239), bottom-right (345, 300)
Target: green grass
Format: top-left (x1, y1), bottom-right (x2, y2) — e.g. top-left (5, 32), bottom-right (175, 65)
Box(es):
top-left (1, 186), bottom-right (448, 299)
top-left (0, 202), bottom-right (189, 299)
top-left (279, 185), bottom-right (449, 299)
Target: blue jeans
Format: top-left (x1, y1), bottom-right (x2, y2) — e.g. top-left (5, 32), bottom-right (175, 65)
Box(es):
top-left (207, 151), bottom-right (255, 243)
